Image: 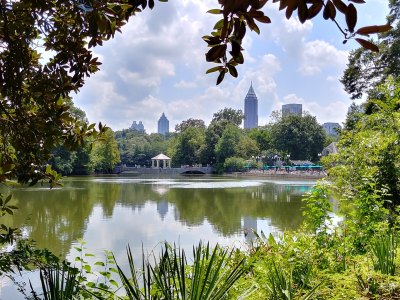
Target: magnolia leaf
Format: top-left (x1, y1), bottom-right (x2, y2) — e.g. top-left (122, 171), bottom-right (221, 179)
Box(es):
top-left (355, 38), bottom-right (379, 52)
top-left (149, 0), bottom-right (154, 9)
top-left (228, 64), bottom-right (238, 77)
top-left (346, 3), bottom-right (357, 33)
top-left (323, 0), bottom-right (336, 20)
top-left (356, 24), bottom-right (392, 36)
top-left (207, 9), bottom-right (222, 14)
top-left (285, 0), bottom-right (298, 19)
top-left (327, 0), bottom-right (336, 19)
top-left (255, 15), bottom-right (271, 23)
top-left (308, 2), bottom-right (323, 19)
top-left (206, 66), bottom-right (223, 74)
top-left (206, 44), bottom-right (227, 62)
top-left (216, 70), bottom-right (225, 85)
top-left (333, 0), bottom-right (347, 14)
top-left (298, 0), bottom-right (308, 23)
top-left (279, 0), bottom-right (289, 11)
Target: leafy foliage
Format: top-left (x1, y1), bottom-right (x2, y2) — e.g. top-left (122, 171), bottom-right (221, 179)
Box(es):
top-left (270, 114), bottom-right (326, 161)
top-left (169, 126), bottom-right (206, 167)
top-left (90, 129), bottom-right (120, 173)
top-left (341, 0), bottom-right (399, 99)
top-left (175, 118), bottom-right (206, 133)
top-left (204, 0), bottom-right (391, 84)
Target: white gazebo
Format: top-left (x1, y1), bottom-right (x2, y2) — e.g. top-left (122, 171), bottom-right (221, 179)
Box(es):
top-left (151, 153), bottom-right (172, 169)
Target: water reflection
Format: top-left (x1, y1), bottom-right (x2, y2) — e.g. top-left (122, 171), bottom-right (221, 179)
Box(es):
top-left (6, 177), bottom-right (315, 259)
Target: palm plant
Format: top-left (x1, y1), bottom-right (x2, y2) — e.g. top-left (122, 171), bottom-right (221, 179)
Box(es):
top-left (30, 263), bottom-right (81, 300)
top-left (116, 242), bottom-right (247, 300)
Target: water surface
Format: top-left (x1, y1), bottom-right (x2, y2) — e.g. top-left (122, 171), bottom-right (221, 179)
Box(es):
top-left (1, 175), bottom-right (315, 298)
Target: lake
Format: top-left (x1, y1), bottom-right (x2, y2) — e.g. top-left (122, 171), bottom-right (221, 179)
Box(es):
top-left (1, 175), bottom-right (316, 298)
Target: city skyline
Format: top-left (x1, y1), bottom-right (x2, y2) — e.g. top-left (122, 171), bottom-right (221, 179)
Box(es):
top-left (72, 1), bottom-right (388, 134)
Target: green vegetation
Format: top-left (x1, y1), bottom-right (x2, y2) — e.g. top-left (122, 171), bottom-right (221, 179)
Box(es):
top-left (0, 0), bottom-right (398, 298)
top-left (113, 108), bottom-right (327, 172)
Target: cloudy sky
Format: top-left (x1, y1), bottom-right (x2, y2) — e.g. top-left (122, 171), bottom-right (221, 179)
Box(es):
top-left (73, 0), bottom-right (389, 133)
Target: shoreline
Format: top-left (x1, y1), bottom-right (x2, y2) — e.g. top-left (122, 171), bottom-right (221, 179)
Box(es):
top-left (225, 170), bottom-right (327, 180)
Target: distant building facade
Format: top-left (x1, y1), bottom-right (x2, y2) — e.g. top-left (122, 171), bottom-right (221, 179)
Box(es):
top-left (322, 142), bottom-right (338, 157)
top-left (244, 83), bottom-right (258, 129)
top-left (322, 122), bottom-right (341, 135)
top-left (282, 104), bottom-right (302, 117)
top-left (157, 113), bottom-right (169, 135)
top-left (130, 121), bottom-right (145, 132)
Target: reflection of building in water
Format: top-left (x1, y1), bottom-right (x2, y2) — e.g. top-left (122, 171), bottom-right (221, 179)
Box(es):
top-left (152, 185), bottom-right (169, 195)
top-left (243, 216), bottom-right (257, 244)
top-left (157, 201), bottom-right (169, 220)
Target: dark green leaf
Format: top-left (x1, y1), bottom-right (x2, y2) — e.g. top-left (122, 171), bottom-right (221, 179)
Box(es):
top-left (206, 44), bottom-right (227, 62)
top-left (355, 38), bottom-right (379, 52)
top-left (333, 0), bottom-right (347, 14)
top-left (228, 65), bottom-right (238, 78)
top-left (346, 3), bottom-right (357, 33)
top-left (216, 70), bottom-right (225, 85)
top-left (356, 24), bottom-right (392, 36)
top-left (308, 2), bottom-right (323, 19)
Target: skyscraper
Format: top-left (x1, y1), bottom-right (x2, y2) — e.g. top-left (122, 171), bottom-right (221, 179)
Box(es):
top-left (130, 121), bottom-right (145, 132)
top-left (244, 83), bottom-right (258, 129)
top-left (322, 122), bottom-right (341, 135)
top-left (157, 113), bottom-right (169, 135)
top-left (282, 104), bottom-right (302, 117)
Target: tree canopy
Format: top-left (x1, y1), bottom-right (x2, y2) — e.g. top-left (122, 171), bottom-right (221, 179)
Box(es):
top-left (270, 114), bottom-right (326, 161)
top-left (0, 0), bottom-right (390, 186)
top-left (341, 0), bottom-right (399, 99)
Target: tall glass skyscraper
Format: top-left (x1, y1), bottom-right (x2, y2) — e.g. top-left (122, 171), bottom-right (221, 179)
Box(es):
top-left (282, 104), bottom-right (302, 117)
top-left (157, 113), bottom-right (169, 135)
top-left (244, 83), bottom-right (258, 129)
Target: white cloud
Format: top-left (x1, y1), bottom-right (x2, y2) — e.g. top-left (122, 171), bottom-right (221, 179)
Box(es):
top-left (174, 80), bottom-right (197, 89)
top-left (71, 1), bottom-right (387, 133)
top-left (298, 40), bottom-right (348, 75)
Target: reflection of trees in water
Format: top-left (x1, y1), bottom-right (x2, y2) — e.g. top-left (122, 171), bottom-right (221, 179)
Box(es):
top-left (7, 179), bottom-right (311, 259)
top-left (164, 184), bottom-right (307, 236)
top-left (7, 180), bottom-right (121, 259)
top-left (9, 184), bottom-right (92, 259)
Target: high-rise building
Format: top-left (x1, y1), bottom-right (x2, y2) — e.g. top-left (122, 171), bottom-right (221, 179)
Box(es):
top-left (130, 121), bottom-right (145, 132)
top-left (157, 113), bottom-right (169, 135)
top-left (282, 103), bottom-right (302, 117)
top-left (322, 122), bottom-right (341, 135)
top-left (244, 83), bottom-right (258, 129)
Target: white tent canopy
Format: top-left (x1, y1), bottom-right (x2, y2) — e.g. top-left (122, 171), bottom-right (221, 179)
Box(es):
top-left (151, 153), bottom-right (171, 168)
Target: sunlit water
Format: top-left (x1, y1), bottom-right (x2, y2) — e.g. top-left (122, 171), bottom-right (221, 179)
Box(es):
top-left (1, 175), bottom-right (316, 299)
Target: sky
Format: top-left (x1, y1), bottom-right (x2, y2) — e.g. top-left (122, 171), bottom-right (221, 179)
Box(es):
top-left (72, 0), bottom-right (389, 133)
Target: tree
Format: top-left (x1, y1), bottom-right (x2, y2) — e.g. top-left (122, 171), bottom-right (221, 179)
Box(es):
top-left (115, 129), bottom-right (169, 167)
top-left (341, 0), bottom-right (399, 99)
top-left (0, 0), bottom-right (388, 186)
top-left (236, 135), bottom-right (259, 159)
top-left (247, 126), bottom-right (272, 152)
top-left (211, 108), bottom-right (244, 126)
top-left (324, 78), bottom-right (400, 246)
top-left (170, 127), bottom-right (206, 166)
top-left (48, 100), bottom-right (92, 175)
top-left (270, 114), bottom-right (326, 161)
top-left (215, 124), bottom-right (242, 164)
top-left (90, 129), bottom-right (120, 173)
top-left (175, 118), bottom-right (206, 133)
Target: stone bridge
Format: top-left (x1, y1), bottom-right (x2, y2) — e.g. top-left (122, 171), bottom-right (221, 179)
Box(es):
top-left (114, 166), bottom-right (213, 175)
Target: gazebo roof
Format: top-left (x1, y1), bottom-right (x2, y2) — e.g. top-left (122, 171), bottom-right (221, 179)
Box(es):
top-left (151, 153), bottom-right (171, 160)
